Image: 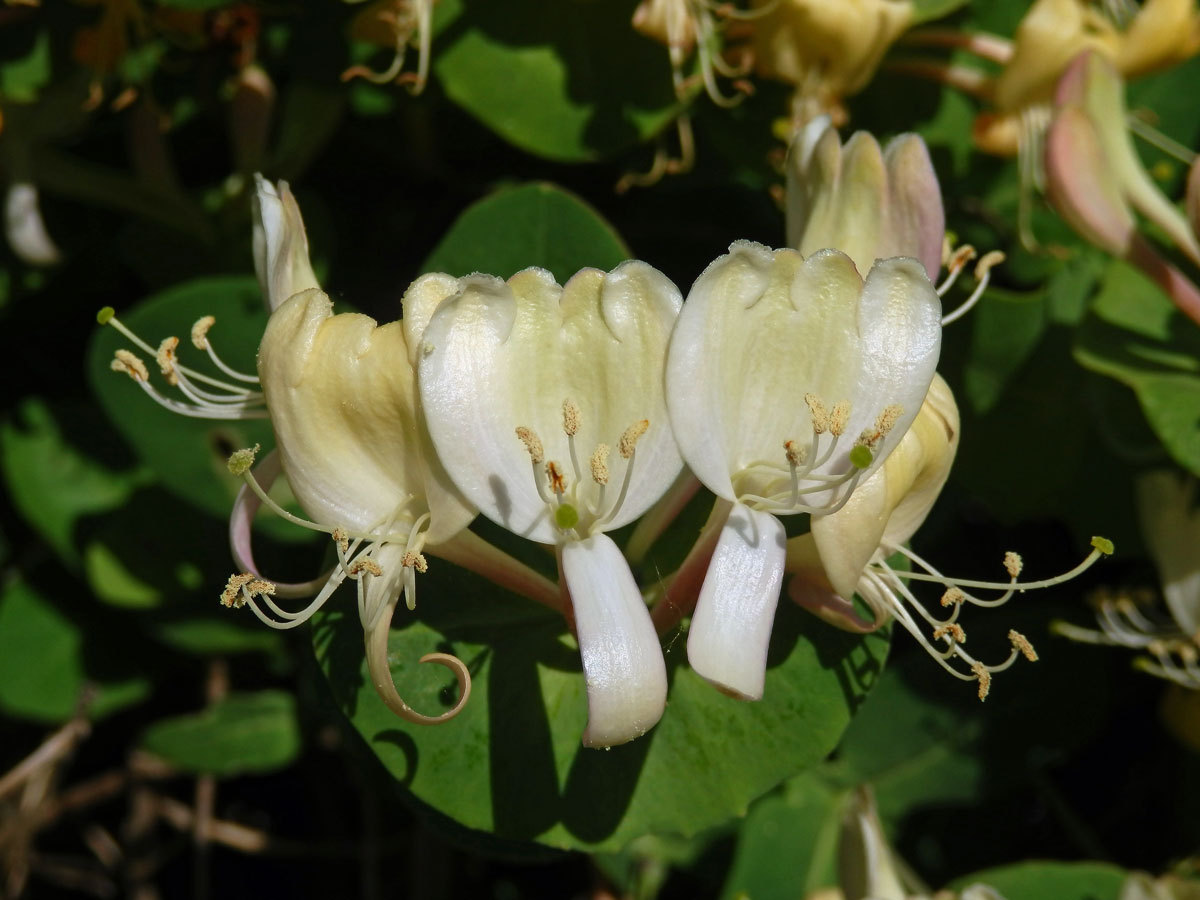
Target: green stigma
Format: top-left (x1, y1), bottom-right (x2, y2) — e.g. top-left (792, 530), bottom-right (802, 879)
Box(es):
top-left (97, 306), bottom-right (115, 325)
top-left (1090, 536), bottom-right (1114, 556)
top-left (227, 444), bottom-right (261, 476)
top-left (848, 445), bottom-right (873, 469)
top-left (555, 503), bottom-right (580, 530)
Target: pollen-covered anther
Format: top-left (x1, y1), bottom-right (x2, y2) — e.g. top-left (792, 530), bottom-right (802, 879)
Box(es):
top-left (191, 315), bottom-right (216, 350)
top-left (804, 393), bottom-right (829, 434)
top-left (972, 661), bottom-right (991, 701)
top-left (220, 573), bottom-right (254, 608)
top-left (402, 551), bottom-right (429, 573)
top-left (947, 243), bottom-right (978, 274)
top-left (516, 426), bottom-right (545, 464)
top-left (1009, 629), bottom-right (1038, 662)
top-left (156, 336), bottom-right (180, 386)
top-left (111, 349), bottom-right (149, 382)
top-left (829, 401), bottom-right (851, 437)
top-left (547, 461), bottom-right (567, 495)
top-left (247, 579), bottom-right (275, 598)
top-left (619, 419), bottom-right (650, 459)
top-left (975, 250), bottom-right (1006, 280)
top-left (348, 557), bottom-right (383, 577)
top-left (590, 443), bottom-right (611, 485)
top-left (227, 444), bottom-right (261, 476)
top-left (562, 399), bottom-right (581, 437)
top-left (783, 439), bottom-right (807, 466)
top-left (941, 587), bottom-right (966, 607)
top-left (934, 623), bottom-right (967, 643)
top-left (332, 528), bottom-right (349, 554)
top-left (873, 404), bottom-right (903, 439)
top-left (1004, 551), bottom-right (1023, 578)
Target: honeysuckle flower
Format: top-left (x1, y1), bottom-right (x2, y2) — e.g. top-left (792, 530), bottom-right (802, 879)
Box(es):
top-left (788, 374), bottom-right (1113, 699)
top-left (341, 0), bottom-right (437, 95)
top-left (736, 0), bottom-right (914, 129)
top-left (417, 263), bottom-right (684, 747)
top-left (665, 240), bottom-right (942, 701)
top-left (102, 176), bottom-right (560, 726)
top-left (4, 182), bottom-right (61, 267)
top-left (1044, 51), bottom-right (1200, 322)
top-left (1055, 470), bottom-right (1200, 688)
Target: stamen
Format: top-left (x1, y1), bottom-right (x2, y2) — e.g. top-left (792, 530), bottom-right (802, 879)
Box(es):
top-left (402, 551), bottom-right (428, 573)
top-left (590, 444), bottom-right (611, 485)
top-left (156, 337), bottom-right (180, 386)
top-left (546, 461), bottom-right (567, 496)
top-left (942, 250), bottom-right (1005, 326)
top-left (1009, 630), bottom-right (1038, 661)
top-left (332, 528), bottom-right (350, 554)
top-left (972, 661), bottom-right (991, 701)
top-left (783, 439), bottom-right (807, 467)
top-left (619, 419), bottom-right (650, 458)
top-left (221, 573), bottom-right (254, 608)
top-left (1003, 551), bottom-right (1023, 578)
top-left (934, 623), bottom-right (967, 643)
top-left (348, 557), bottom-right (383, 577)
top-left (804, 393), bottom-right (829, 434)
top-left (941, 587), bottom-right (966, 607)
top-left (191, 315), bottom-right (216, 349)
top-left (936, 244), bottom-right (977, 296)
top-left (562, 399), bottom-right (581, 436)
top-left (111, 349), bottom-right (149, 382)
top-left (516, 426), bottom-right (544, 463)
top-left (829, 401), bottom-right (850, 437)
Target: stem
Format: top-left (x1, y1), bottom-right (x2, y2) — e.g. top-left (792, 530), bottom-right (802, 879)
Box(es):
top-left (430, 528), bottom-right (563, 613)
top-left (649, 497), bottom-right (733, 634)
top-left (625, 471), bottom-right (702, 565)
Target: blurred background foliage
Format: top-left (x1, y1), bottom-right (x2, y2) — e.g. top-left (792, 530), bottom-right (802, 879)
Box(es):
top-left (1, 0), bottom-right (1199, 897)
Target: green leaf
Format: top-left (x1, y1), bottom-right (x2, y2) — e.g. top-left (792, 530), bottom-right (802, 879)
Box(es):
top-left (140, 690), bottom-right (301, 777)
top-left (0, 577), bottom-right (150, 723)
top-left (951, 861), bottom-right (1128, 900)
top-left (87, 277), bottom-right (286, 526)
top-left (1073, 260), bottom-right (1200, 475)
top-left (422, 182), bottom-right (631, 282)
top-left (0, 397), bottom-right (150, 567)
top-left (313, 570), bottom-right (888, 853)
top-left (434, 0), bottom-right (682, 162)
top-left (0, 28), bottom-right (49, 104)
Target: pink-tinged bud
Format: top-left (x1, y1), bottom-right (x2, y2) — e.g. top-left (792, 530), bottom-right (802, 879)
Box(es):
top-left (230, 64), bottom-right (276, 177)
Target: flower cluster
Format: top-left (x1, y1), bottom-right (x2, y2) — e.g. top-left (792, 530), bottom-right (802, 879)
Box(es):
top-left (101, 137), bottom-right (1110, 747)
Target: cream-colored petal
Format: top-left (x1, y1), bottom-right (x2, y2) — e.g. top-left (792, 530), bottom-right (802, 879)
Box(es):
top-left (1136, 470), bottom-right (1200, 634)
top-left (419, 262), bottom-right (683, 543)
top-left (668, 242), bottom-right (941, 510)
top-left (253, 176), bottom-right (320, 312)
top-left (257, 289), bottom-right (474, 544)
top-left (561, 533), bottom-right (668, 747)
top-left (687, 502), bottom-right (787, 700)
top-left (811, 373), bottom-right (959, 599)
top-left (882, 134), bottom-right (945, 280)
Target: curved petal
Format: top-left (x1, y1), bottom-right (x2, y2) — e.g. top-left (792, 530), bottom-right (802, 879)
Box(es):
top-left (253, 177), bottom-right (320, 312)
top-left (258, 289), bottom-right (475, 543)
top-left (561, 533), bottom-right (668, 748)
top-left (667, 242), bottom-right (941, 509)
top-left (419, 262), bottom-right (683, 543)
top-left (883, 134), bottom-right (945, 280)
top-left (811, 372), bottom-right (959, 599)
top-left (687, 502), bottom-right (787, 701)
top-left (1136, 470), bottom-right (1200, 635)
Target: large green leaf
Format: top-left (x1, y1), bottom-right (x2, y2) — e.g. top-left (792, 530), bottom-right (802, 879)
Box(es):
top-left (0, 577), bottom-right (150, 723)
top-left (952, 861), bottom-right (1127, 900)
top-left (140, 690), bottom-right (301, 777)
top-left (434, 0), bottom-right (683, 162)
top-left (313, 571), bottom-right (888, 853)
top-left (422, 183), bottom-right (631, 282)
top-left (1073, 260), bottom-right (1200, 475)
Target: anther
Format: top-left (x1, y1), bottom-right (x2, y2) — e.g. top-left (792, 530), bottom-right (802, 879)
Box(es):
top-left (402, 551), bottom-right (428, 573)
top-left (349, 558), bottom-right (383, 577)
top-left (829, 401), bottom-right (850, 437)
top-left (227, 444), bottom-right (261, 476)
top-left (975, 250), bottom-right (1006, 281)
top-left (972, 661), bottom-right (991, 701)
top-left (934, 623), bottom-right (967, 643)
top-left (562, 399), bottom-right (581, 437)
top-left (784, 439), bottom-right (807, 466)
top-left (1003, 551), bottom-right (1023, 578)
top-left (191, 315), bottom-right (216, 350)
top-left (619, 419), bottom-right (650, 459)
top-left (332, 528), bottom-right (350, 554)
top-left (1009, 629), bottom-right (1038, 661)
top-left (546, 461), bottom-right (567, 494)
top-left (941, 587), bottom-right (966, 607)
top-left (156, 336), bottom-right (180, 386)
top-left (111, 349), bottom-right (149, 382)
top-left (516, 426), bottom-right (544, 464)
top-left (221, 573), bottom-right (254, 608)
top-left (248, 579), bottom-right (275, 598)
top-left (590, 444), bottom-right (611, 485)
top-left (804, 393), bottom-right (829, 434)
top-left (873, 404), bottom-right (903, 439)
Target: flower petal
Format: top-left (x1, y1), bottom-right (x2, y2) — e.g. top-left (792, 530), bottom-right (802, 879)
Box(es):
top-left (418, 262), bottom-right (683, 543)
top-left (258, 289), bottom-right (474, 544)
top-left (687, 502), bottom-right (787, 701)
top-left (1136, 470), bottom-right (1200, 635)
top-left (253, 176), bottom-right (320, 312)
top-left (561, 533), bottom-right (668, 748)
top-left (882, 134), bottom-right (945, 280)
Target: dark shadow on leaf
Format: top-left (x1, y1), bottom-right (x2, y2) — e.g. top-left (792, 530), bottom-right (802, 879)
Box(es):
top-left (370, 728), bottom-right (419, 788)
top-left (559, 712), bottom-right (658, 843)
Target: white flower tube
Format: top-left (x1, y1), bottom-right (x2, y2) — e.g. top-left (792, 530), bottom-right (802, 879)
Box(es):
top-left (667, 240), bottom-right (941, 698)
top-left (418, 262), bottom-right (684, 746)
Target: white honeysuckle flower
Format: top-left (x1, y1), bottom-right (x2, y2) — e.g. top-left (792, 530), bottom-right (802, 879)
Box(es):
top-left (418, 262), bottom-right (684, 747)
top-left (252, 175), bottom-right (320, 312)
top-left (5, 182), bottom-right (61, 267)
top-left (666, 240), bottom-right (942, 700)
